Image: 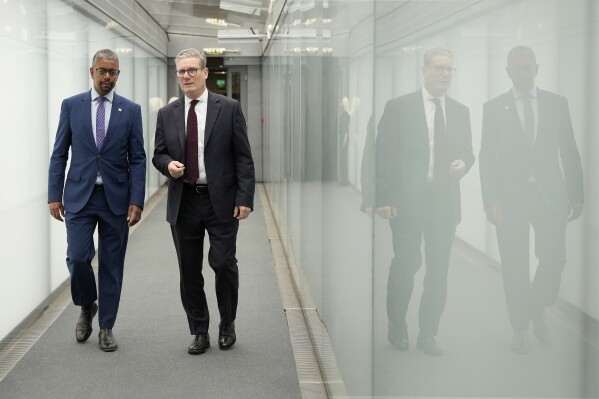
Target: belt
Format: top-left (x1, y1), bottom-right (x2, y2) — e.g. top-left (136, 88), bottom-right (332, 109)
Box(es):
top-left (94, 184), bottom-right (104, 191)
top-left (186, 184), bottom-right (209, 194)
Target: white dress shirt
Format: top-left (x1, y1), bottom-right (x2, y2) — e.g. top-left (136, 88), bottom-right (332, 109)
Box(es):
top-left (184, 89), bottom-right (208, 184)
top-left (422, 87), bottom-right (446, 182)
top-left (91, 88), bottom-right (114, 184)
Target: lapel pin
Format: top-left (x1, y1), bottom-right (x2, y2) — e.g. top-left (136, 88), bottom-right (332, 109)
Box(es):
top-left (118, 108), bottom-right (122, 112)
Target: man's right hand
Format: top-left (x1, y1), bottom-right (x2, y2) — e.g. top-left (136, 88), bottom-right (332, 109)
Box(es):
top-left (49, 202), bottom-right (65, 222)
top-left (485, 204), bottom-right (502, 226)
top-left (376, 206), bottom-right (398, 220)
top-left (168, 161), bottom-right (185, 179)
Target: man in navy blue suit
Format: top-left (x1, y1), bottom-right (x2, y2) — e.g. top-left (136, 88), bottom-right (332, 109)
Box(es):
top-left (480, 46), bottom-right (583, 354)
top-left (48, 49), bottom-right (146, 352)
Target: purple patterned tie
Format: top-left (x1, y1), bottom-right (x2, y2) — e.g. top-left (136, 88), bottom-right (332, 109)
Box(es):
top-left (96, 96), bottom-right (107, 150)
top-left (184, 100), bottom-right (200, 184)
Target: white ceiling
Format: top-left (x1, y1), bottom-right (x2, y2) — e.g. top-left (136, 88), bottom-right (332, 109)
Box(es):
top-left (137, 0), bottom-right (271, 44)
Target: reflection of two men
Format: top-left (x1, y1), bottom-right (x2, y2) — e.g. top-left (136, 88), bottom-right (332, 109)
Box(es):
top-left (374, 45), bottom-right (584, 356)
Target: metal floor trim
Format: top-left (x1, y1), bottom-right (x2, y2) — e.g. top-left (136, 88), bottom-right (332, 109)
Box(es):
top-left (258, 184), bottom-right (348, 399)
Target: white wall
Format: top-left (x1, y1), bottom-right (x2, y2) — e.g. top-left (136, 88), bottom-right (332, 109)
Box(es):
top-left (0, 0), bottom-right (168, 342)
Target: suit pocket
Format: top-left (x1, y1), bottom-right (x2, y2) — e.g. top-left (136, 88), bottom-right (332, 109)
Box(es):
top-left (214, 173), bottom-right (236, 186)
top-left (67, 171), bottom-right (81, 181)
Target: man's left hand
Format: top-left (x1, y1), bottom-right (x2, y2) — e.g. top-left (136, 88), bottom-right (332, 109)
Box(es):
top-left (568, 202), bottom-right (583, 222)
top-left (234, 206), bottom-right (252, 220)
top-left (127, 205), bottom-right (143, 227)
top-left (449, 159), bottom-right (466, 178)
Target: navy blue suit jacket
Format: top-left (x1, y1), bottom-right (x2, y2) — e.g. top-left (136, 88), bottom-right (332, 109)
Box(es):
top-left (48, 90), bottom-right (146, 215)
top-left (479, 89), bottom-right (583, 213)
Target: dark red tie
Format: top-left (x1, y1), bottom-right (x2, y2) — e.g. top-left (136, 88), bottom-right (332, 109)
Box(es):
top-left (432, 98), bottom-right (448, 180)
top-left (184, 100), bottom-right (199, 184)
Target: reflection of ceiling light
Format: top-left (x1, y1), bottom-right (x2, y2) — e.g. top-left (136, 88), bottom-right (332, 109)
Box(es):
top-left (401, 46), bottom-right (422, 53)
top-left (204, 47), bottom-right (226, 55)
top-left (115, 48), bottom-right (133, 54)
top-left (305, 18), bottom-right (316, 26)
top-left (106, 20), bottom-right (118, 30)
top-left (220, 0), bottom-right (262, 16)
top-left (203, 48), bottom-right (240, 55)
top-left (323, 18), bottom-right (332, 24)
top-left (206, 18), bottom-right (228, 26)
top-left (284, 47), bottom-right (334, 55)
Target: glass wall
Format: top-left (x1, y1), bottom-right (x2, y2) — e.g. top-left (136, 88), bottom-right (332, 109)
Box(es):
top-left (0, 0), bottom-right (167, 342)
top-left (263, 0), bottom-right (598, 396)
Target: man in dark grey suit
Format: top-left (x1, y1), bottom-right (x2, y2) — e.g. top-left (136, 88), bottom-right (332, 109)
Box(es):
top-left (152, 48), bottom-right (255, 354)
top-left (376, 48), bottom-right (475, 356)
top-left (479, 46), bottom-right (584, 354)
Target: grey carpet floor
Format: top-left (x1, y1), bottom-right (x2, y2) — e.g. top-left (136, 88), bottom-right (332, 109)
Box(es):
top-left (0, 189), bottom-right (302, 399)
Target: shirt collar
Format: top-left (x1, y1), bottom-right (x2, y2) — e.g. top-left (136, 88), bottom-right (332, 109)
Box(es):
top-left (422, 87), bottom-right (445, 105)
top-left (185, 89), bottom-right (208, 107)
top-left (91, 88), bottom-right (114, 103)
top-left (512, 86), bottom-right (537, 101)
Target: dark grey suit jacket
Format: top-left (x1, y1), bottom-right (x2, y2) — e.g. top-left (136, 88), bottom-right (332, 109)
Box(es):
top-left (479, 89), bottom-right (583, 213)
top-left (152, 91), bottom-right (255, 224)
top-left (375, 90), bottom-right (475, 225)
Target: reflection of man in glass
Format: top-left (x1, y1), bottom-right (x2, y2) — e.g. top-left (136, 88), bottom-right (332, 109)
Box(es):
top-left (376, 48), bottom-right (474, 355)
top-left (479, 46), bottom-right (584, 354)
top-left (338, 96), bottom-right (351, 185)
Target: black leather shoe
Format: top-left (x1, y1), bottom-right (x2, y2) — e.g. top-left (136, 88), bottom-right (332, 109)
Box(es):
top-left (98, 328), bottom-right (118, 352)
top-left (75, 302), bottom-right (98, 343)
top-left (417, 335), bottom-right (443, 356)
top-left (388, 323), bottom-right (409, 351)
top-left (218, 321), bottom-right (236, 350)
top-left (510, 331), bottom-right (529, 354)
top-left (188, 332), bottom-right (210, 354)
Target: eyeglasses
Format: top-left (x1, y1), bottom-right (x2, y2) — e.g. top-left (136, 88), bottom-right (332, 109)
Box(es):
top-left (427, 65), bottom-right (456, 75)
top-left (95, 68), bottom-right (120, 77)
top-left (176, 68), bottom-right (203, 78)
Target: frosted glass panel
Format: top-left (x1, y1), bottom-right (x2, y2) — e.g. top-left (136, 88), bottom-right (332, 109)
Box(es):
top-left (0, 0), bottom-right (167, 343)
top-left (262, 0), bottom-right (598, 397)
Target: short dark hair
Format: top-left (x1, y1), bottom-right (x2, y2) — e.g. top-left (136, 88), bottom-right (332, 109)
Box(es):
top-left (507, 45), bottom-right (536, 63)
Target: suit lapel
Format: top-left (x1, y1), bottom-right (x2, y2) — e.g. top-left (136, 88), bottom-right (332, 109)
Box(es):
top-left (410, 90), bottom-right (429, 149)
top-left (204, 91), bottom-right (221, 147)
top-left (80, 91), bottom-right (95, 148)
top-left (535, 89), bottom-right (549, 146)
top-left (500, 91), bottom-right (529, 145)
top-left (104, 94), bottom-right (124, 149)
top-left (174, 98), bottom-right (186, 152)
